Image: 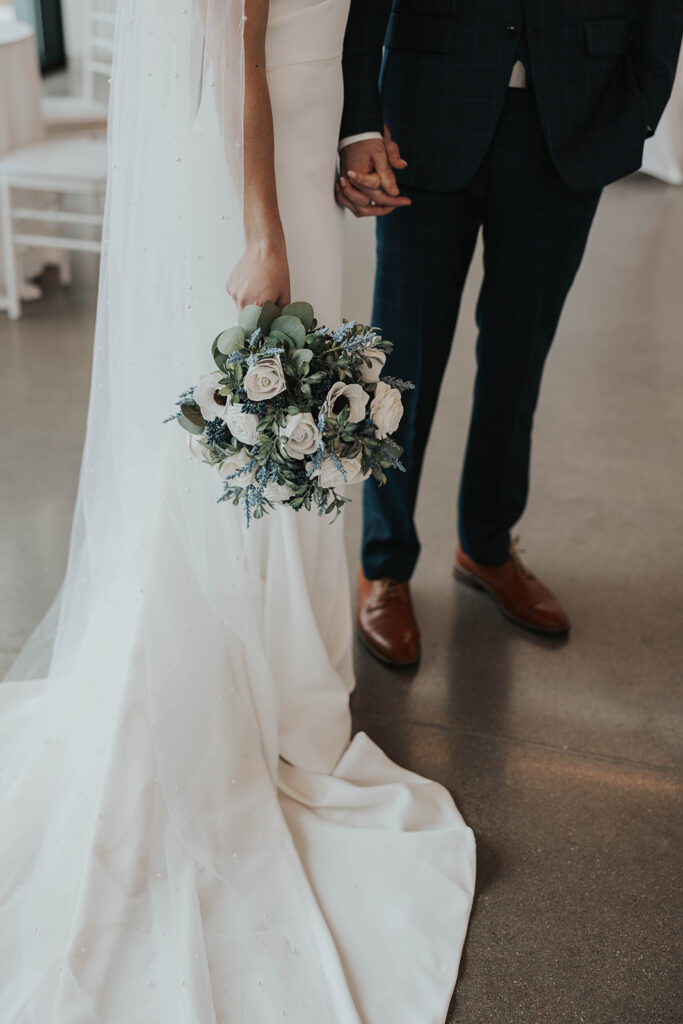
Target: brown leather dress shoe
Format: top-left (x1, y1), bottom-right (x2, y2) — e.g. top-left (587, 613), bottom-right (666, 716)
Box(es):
top-left (454, 540), bottom-right (571, 636)
top-left (357, 568), bottom-right (421, 666)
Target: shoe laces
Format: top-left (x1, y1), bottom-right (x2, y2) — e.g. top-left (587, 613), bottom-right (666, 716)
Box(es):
top-left (509, 536), bottom-right (535, 580)
top-left (375, 577), bottom-right (405, 604)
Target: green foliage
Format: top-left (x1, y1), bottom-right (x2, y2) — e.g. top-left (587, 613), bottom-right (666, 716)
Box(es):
top-left (257, 300), bottom-right (280, 333)
top-left (212, 341), bottom-right (228, 372)
top-left (171, 302), bottom-right (408, 525)
top-left (178, 402), bottom-right (205, 433)
top-left (271, 315), bottom-right (306, 348)
top-left (282, 301), bottom-right (315, 330)
top-left (269, 329), bottom-right (295, 349)
top-left (215, 325), bottom-right (245, 354)
top-left (291, 348), bottom-right (314, 374)
top-left (213, 326), bottom-right (246, 371)
top-left (238, 304), bottom-right (261, 334)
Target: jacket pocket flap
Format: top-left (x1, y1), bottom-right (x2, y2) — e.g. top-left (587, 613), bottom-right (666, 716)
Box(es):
top-left (385, 12), bottom-right (457, 54)
top-left (584, 17), bottom-right (632, 57)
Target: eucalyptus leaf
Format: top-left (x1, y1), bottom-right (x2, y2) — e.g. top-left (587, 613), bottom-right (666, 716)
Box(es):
top-left (215, 325), bottom-right (245, 355)
top-left (239, 304), bottom-right (261, 334)
top-left (179, 402), bottom-right (205, 429)
top-left (270, 315), bottom-right (306, 348)
top-left (212, 345), bottom-right (228, 372)
top-left (291, 348), bottom-right (314, 373)
top-left (177, 410), bottom-right (205, 436)
top-left (257, 300), bottom-right (280, 333)
top-left (281, 301), bottom-right (314, 330)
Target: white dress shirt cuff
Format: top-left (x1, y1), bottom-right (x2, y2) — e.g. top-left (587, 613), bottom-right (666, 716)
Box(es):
top-left (339, 131), bottom-right (384, 150)
top-left (508, 60), bottom-right (528, 89)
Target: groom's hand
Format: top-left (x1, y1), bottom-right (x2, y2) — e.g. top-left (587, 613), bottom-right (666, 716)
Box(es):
top-left (336, 126), bottom-right (412, 218)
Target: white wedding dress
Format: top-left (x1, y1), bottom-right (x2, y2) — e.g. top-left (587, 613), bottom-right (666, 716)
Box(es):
top-left (0, 2), bottom-right (475, 1022)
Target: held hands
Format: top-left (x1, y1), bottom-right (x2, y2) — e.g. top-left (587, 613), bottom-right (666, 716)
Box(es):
top-left (336, 125), bottom-right (411, 218)
top-left (226, 237), bottom-right (291, 311)
top-left (227, 125), bottom-right (409, 309)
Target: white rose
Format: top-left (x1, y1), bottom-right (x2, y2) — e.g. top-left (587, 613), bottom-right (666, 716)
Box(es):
top-left (280, 412), bottom-right (321, 460)
top-left (244, 355), bottom-right (287, 402)
top-left (223, 403), bottom-right (260, 445)
top-left (321, 381), bottom-right (369, 424)
top-left (358, 347), bottom-right (386, 384)
top-left (193, 371), bottom-right (227, 421)
top-left (263, 479), bottom-right (295, 504)
top-left (218, 447), bottom-right (256, 486)
top-left (370, 381), bottom-right (403, 439)
top-left (309, 456), bottom-right (368, 489)
top-left (187, 434), bottom-right (212, 463)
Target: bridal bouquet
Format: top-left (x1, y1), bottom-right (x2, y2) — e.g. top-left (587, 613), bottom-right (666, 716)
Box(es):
top-left (171, 301), bottom-right (411, 523)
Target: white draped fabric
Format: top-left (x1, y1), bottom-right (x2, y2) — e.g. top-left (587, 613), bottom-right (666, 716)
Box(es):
top-left (642, 48), bottom-right (683, 185)
top-left (0, 2), bottom-right (475, 1022)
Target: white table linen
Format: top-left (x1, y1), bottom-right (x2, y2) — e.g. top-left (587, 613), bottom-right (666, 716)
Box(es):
top-left (0, 20), bottom-right (49, 297)
top-left (0, 21), bottom-right (44, 155)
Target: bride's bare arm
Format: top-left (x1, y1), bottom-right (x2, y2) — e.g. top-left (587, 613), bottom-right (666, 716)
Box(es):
top-left (227, 0), bottom-right (291, 309)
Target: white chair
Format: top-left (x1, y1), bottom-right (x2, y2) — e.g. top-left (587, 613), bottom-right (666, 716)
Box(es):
top-left (41, 0), bottom-right (116, 137)
top-left (0, 135), bottom-right (107, 319)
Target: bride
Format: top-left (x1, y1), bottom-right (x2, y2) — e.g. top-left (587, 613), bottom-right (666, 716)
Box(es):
top-left (0, 1), bottom-right (475, 1021)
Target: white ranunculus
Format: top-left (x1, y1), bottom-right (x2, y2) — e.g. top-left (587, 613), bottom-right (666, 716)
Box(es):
top-left (321, 381), bottom-right (369, 424)
top-left (358, 347), bottom-right (386, 384)
top-left (263, 479), bottom-right (295, 504)
top-left (223, 403), bottom-right (260, 445)
top-left (309, 456), bottom-right (368, 489)
top-left (370, 381), bottom-right (403, 439)
top-left (218, 447), bottom-right (256, 486)
top-left (193, 371), bottom-right (227, 421)
top-left (187, 434), bottom-right (212, 463)
top-left (280, 412), bottom-right (321, 460)
top-left (244, 355), bottom-right (287, 402)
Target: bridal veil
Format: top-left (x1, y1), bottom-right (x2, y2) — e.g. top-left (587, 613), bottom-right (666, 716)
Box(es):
top-left (0, 3), bottom-right (475, 1021)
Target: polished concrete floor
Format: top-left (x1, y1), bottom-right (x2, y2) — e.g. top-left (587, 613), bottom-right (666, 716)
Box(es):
top-left (1, 171), bottom-right (682, 1022)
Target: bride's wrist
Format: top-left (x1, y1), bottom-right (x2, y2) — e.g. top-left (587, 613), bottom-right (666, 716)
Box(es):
top-left (245, 219), bottom-right (287, 257)
top-left (246, 236), bottom-right (287, 259)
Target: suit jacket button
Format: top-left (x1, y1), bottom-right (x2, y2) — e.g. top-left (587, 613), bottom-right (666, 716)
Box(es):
top-left (504, 24), bottom-right (518, 37)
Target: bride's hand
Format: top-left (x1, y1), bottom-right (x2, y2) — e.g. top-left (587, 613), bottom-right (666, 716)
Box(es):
top-left (226, 240), bottom-right (291, 311)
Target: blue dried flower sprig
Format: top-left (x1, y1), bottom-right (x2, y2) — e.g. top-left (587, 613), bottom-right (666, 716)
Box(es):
top-left (380, 376), bottom-right (415, 393)
top-left (247, 345), bottom-right (285, 366)
top-left (204, 417), bottom-right (230, 446)
top-left (224, 351), bottom-right (246, 366)
top-left (378, 438), bottom-right (406, 473)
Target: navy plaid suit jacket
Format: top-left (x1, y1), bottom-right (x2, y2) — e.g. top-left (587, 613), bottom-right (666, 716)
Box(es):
top-left (341, 0), bottom-right (683, 192)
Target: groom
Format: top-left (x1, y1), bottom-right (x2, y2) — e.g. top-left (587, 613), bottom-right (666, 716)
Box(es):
top-left (338, 0), bottom-right (683, 666)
